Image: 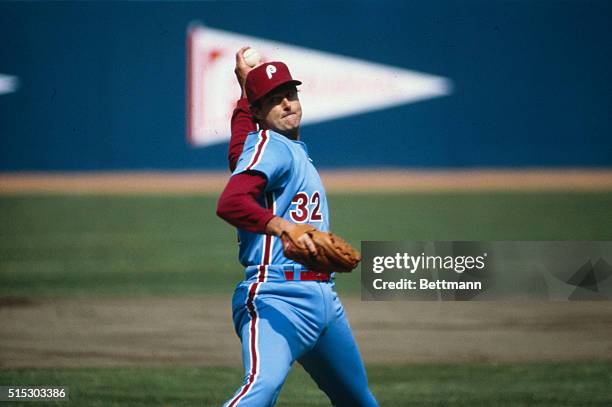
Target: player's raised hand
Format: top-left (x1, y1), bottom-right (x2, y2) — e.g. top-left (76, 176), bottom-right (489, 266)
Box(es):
top-left (235, 47), bottom-right (256, 98)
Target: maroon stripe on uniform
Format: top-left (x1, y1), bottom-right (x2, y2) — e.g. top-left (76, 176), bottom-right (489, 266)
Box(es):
top-left (227, 280), bottom-right (260, 407)
top-left (227, 192), bottom-right (274, 406)
top-left (246, 130), bottom-right (268, 171)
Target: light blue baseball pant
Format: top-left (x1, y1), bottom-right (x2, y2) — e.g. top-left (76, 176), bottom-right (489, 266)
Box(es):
top-left (223, 279), bottom-right (378, 407)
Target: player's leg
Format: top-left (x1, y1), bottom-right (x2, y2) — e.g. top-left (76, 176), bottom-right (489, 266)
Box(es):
top-left (225, 283), bottom-right (318, 407)
top-left (224, 296), bottom-right (300, 407)
top-left (298, 294), bottom-right (379, 407)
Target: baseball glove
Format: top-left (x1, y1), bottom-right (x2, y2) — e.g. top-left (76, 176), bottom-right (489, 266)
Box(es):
top-left (280, 224), bottom-right (361, 274)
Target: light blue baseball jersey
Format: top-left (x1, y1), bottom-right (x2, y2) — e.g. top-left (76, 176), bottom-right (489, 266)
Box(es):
top-left (232, 129), bottom-right (330, 271)
top-left (225, 129), bottom-right (378, 407)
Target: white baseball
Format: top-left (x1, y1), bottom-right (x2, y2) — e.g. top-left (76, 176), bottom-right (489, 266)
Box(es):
top-left (243, 48), bottom-right (262, 67)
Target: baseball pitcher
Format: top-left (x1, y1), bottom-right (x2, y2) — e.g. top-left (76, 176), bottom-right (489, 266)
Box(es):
top-left (216, 47), bottom-right (379, 406)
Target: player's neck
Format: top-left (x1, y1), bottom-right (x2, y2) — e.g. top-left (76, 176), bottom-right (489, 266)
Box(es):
top-left (265, 127), bottom-right (300, 141)
top-left (285, 129), bottom-right (300, 141)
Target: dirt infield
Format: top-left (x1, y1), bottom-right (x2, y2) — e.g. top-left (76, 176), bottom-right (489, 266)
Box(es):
top-left (1, 169), bottom-right (612, 194)
top-left (1, 297), bottom-right (611, 368)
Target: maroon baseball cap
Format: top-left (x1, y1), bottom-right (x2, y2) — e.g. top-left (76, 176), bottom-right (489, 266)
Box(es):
top-left (245, 61), bottom-right (302, 104)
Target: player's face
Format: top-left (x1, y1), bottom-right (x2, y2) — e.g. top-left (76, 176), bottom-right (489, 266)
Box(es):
top-left (254, 85), bottom-right (302, 139)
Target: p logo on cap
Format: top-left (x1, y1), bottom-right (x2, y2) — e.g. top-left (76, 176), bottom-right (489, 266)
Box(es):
top-left (246, 61), bottom-right (302, 104)
top-left (266, 65), bottom-right (277, 79)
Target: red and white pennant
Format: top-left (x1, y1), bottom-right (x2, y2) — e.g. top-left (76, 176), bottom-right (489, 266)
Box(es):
top-left (187, 24), bottom-right (452, 147)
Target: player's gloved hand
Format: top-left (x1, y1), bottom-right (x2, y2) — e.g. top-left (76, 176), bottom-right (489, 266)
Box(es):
top-left (280, 224), bottom-right (362, 274)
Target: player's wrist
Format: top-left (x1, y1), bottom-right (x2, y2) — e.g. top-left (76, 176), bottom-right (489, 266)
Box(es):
top-left (264, 216), bottom-right (292, 237)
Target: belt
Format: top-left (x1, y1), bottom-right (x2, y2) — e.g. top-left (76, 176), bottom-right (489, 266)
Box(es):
top-left (284, 270), bottom-right (332, 282)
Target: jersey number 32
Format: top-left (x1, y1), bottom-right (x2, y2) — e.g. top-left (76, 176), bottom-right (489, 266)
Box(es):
top-left (289, 191), bottom-right (323, 223)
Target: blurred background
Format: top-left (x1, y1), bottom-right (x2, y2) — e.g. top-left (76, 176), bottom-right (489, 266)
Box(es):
top-left (1, 0), bottom-right (611, 170)
top-left (1, 1), bottom-right (611, 406)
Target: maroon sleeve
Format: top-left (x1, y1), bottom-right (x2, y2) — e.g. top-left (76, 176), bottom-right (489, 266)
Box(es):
top-left (216, 171), bottom-right (274, 234)
top-left (228, 98), bottom-right (257, 172)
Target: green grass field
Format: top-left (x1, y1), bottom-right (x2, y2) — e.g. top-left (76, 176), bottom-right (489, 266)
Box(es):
top-left (1, 192), bottom-right (611, 296)
top-left (1, 192), bottom-right (612, 406)
top-left (1, 361), bottom-right (611, 406)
